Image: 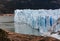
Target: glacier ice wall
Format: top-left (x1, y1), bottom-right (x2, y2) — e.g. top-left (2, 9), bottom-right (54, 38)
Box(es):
top-left (14, 9), bottom-right (60, 36)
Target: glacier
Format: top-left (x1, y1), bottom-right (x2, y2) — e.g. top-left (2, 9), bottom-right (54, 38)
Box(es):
top-left (14, 9), bottom-right (60, 39)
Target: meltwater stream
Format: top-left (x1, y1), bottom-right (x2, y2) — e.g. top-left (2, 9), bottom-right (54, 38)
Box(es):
top-left (14, 9), bottom-right (60, 39)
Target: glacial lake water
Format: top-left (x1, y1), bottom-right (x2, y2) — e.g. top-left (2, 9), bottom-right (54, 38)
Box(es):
top-left (0, 16), bottom-right (14, 32)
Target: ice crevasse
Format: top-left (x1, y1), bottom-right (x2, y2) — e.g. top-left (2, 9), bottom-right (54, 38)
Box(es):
top-left (14, 9), bottom-right (60, 39)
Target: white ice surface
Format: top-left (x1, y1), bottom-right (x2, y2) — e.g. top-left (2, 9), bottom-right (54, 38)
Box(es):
top-left (14, 9), bottom-right (60, 40)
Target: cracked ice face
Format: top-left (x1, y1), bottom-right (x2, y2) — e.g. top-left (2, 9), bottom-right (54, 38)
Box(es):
top-left (57, 18), bottom-right (60, 24)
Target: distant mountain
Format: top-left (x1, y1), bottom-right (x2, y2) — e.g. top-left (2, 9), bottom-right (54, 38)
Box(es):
top-left (0, 0), bottom-right (60, 14)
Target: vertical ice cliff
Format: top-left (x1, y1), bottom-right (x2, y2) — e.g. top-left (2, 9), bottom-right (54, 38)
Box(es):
top-left (14, 9), bottom-right (60, 37)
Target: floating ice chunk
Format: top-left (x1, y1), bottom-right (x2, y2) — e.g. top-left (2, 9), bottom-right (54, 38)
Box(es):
top-left (50, 33), bottom-right (60, 40)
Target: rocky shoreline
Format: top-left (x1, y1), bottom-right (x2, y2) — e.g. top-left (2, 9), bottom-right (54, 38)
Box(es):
top-left (0, 29), bottom-right (60, 41)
